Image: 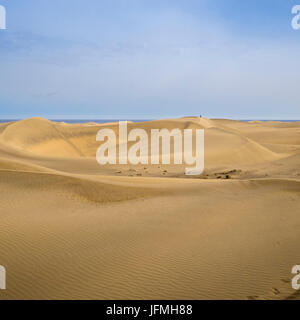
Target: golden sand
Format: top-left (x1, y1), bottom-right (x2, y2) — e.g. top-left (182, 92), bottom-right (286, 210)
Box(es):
top-left (0, 117), bottom-right (299, 299)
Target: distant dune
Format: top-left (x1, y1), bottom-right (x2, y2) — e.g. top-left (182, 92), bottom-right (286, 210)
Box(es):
top-left (0, 117), bottom-right (300, 299)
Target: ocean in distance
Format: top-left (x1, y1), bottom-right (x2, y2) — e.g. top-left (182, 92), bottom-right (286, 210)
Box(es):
top-left (0, 119), bottom-right (299, 124)
top-left (0, 119), bottom-right (152, 124)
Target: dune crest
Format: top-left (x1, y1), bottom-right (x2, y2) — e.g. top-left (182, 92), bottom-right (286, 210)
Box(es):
top-left (0, 117), bottom-right (290, 167)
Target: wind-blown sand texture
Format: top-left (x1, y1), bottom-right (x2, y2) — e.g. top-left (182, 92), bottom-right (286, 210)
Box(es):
top-left (0, 117), bottom-right (300, 300)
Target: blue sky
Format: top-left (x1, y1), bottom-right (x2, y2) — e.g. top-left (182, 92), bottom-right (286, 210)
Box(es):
top-left (0, 0), bottom-right (299, 119)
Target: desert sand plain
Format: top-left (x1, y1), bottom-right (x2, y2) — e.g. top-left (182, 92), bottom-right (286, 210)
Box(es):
top-left (0, 116), bottom-right (300, 300)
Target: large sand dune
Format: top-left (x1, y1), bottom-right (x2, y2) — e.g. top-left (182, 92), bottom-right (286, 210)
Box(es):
top-left (0, 117), bottom-right (300, 299)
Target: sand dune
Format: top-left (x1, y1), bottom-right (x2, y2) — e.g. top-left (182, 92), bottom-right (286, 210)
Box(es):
top-left (0, 117), bottom-right (300, 299)
top-left (0, 117), bottom-right (287, 167)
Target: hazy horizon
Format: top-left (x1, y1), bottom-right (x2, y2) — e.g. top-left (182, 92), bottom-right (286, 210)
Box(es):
top-left (0, 117), bottom-right (299, 122)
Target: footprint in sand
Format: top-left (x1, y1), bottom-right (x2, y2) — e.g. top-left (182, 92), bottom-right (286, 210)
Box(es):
top-left (272, 287), bottom-right (280, 295)
top-left (280, 278), bottom-right (290, 284)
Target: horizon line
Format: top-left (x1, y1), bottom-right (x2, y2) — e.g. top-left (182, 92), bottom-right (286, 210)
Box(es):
top-left (0, 116), bottom-right (299, 122)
